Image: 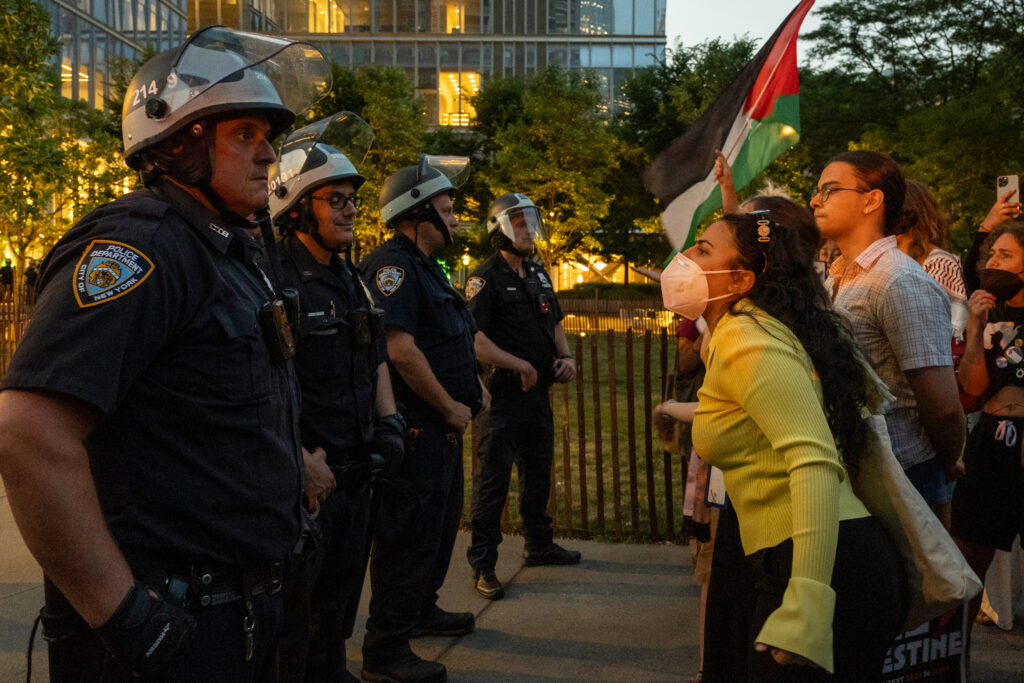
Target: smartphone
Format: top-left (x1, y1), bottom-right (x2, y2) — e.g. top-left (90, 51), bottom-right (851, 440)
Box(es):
top-left (998, 174), bottom-right (1020, 203)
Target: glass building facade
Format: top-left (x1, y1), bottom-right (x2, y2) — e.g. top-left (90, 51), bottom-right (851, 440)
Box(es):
top-left (42, 0), bottom-right (189, 110)
top-left (186, 0), bottom-right (666, 125)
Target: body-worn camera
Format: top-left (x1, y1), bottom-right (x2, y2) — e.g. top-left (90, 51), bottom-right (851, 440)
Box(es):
top-left (259, 295), bottom-right (297, 361)
top-left (524, 277), bottom-right (554, 316)
top-left (346, 307), bottom-right (386, 346)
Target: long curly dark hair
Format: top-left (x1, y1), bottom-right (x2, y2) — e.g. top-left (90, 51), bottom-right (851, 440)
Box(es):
top-left (721, 212), bottom-right (869, 474)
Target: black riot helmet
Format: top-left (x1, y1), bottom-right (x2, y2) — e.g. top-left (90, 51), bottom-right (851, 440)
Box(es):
top-left (379, 155), bottom-right (469, 247)
top-left (486, 192), bottom-right (548, 256)
top-left (122, 26), bottom-right (331, 219)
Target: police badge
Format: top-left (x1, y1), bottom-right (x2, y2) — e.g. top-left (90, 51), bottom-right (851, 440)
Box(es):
top-left (375, 266), bottom-right (405, 296)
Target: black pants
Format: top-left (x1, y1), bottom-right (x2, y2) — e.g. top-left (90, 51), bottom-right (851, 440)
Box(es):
top-left (45, 579), bottom-right (285, 683)
top-left (467, 384), bottom-right (554, 571)
top-left (279, 485), bottom-right (372, 682)
top-left (362, 414), bottom-right (463, 660)
top-left (704, 509), bottom-right (907, 682)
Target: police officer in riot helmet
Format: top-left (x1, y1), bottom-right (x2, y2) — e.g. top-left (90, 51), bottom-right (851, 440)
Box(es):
top-left (0, 27), bottom-right (329, 680)
top-left (465, 192), bottom-right (580, 601)
top-left (269, 115), bottom-right (405, 682)
top-left (358, 156), bottom-right (489, 683)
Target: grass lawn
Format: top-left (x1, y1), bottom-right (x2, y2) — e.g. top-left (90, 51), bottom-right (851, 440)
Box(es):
top-left (463, 329), bottom-right (689, 543)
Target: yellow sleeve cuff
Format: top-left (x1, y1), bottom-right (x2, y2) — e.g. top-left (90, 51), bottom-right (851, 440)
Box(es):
top-left (755, 576), bottom-right (836, 674)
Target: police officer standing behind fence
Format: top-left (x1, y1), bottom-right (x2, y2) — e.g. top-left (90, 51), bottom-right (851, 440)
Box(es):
top-left (269, 114), bottom-right (405, 682)
top-left (464, 193), bottom-right (580, 601)
top-left (359, 156), bottom-right (489, 683)
top-left (0, 28), bottom-right (330, 681)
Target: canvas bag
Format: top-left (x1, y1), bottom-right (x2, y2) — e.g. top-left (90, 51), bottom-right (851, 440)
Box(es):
top-left (852, 413), bottom-right (982, 630)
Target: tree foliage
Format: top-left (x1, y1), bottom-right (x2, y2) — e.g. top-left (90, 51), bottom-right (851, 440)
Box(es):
top-left (471, 66), bottom-right (624, 266)
top-left (306, 64), bottom-right (427, 255)
top-left (0, 0), bottom-right (126, 283)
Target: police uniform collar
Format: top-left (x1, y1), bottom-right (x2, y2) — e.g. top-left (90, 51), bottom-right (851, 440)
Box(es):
top-left (283, 232), bottom-right (348, 283)
top-left (151, 178), bottom-right (258, 257)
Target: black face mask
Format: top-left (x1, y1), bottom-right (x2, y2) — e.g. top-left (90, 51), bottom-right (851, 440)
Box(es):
top-left (978, 268), bottom-right (1024, 301)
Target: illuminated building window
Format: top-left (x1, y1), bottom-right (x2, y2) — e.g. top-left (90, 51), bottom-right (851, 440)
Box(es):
top-left (443, 0), bottom-right (460, 33)
top-left (439, 70), bottom-right (478, 126)
top-left (308, 0), bottom-right (345, 33)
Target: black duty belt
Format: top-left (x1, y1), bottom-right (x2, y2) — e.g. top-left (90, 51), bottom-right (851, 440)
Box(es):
top-left (165, 560), bottom-right (284, 609)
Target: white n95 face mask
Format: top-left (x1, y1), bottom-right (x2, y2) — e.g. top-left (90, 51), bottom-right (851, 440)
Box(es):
top-left (661, 253), bottom-right (742, 321)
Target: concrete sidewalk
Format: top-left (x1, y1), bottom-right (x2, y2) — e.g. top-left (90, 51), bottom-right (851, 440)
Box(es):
top-left (3, 482), bottom-right (1023, 682)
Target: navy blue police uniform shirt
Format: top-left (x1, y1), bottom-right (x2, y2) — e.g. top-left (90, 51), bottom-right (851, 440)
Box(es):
top-left (465, 253), bottom-right (564, 389)
top-left (280, 233), bottom-right (386, 460)
top-left (358, 233), bottom-right (481, 418)
top-left (1, 179), bottom-right (304, 577)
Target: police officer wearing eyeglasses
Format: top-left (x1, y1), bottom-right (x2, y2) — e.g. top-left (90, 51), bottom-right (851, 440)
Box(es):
top-left (0, 28), bottom-right (330, 681)
top-left (464, 193), bottom-right (580, 602)
top-left (269, 115), bottom-right (405, 682)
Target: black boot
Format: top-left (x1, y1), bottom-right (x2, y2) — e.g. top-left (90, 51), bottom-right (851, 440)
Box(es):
top-left (361, 649), bottom-right (446, 683)
top-left (409, 604), bottom-right (475, 637)
top-left (522, 542), bottom-right (581, 566)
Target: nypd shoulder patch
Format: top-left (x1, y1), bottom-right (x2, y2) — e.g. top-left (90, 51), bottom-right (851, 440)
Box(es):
top-left (73, 240), bottom-right (155, 308)
top-left (375, 266), bottom-right (405, 296)
top-left (465, 276), bottom-right (486, 300)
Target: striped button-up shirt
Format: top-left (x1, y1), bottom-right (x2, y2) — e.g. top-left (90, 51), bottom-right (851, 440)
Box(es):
top-left (827, 235), bottom-right (952, 469)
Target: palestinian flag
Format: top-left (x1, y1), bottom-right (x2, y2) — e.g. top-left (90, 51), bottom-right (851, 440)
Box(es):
top-left (643, 0), bottom-right (815, 249)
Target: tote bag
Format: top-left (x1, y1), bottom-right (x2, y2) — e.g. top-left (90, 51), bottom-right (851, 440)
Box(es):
top-left (852, 414), bottom-right (982, 630)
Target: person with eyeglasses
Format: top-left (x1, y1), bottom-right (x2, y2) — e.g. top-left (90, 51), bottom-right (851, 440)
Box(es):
top-left (268, 117), bottom-right (406, 682)
top-left (657, 213), bottom-right (907, 681)
top-left (812, 150), bottom-right (966, 529)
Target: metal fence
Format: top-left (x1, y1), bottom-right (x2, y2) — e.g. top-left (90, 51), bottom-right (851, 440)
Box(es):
top-left (2, 283), bottom-right (685, 543)
top-left (470, 327), bottom-right (686, 543)
top-left (559, 297), bottom-right (674, 335)
top-left (0, 282), bottom-right (31, 377)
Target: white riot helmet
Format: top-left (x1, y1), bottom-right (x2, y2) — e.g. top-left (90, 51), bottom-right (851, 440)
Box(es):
top-left (122, 26), bottom-right (331, 189)
top-left (268, 111), bottom-right (372, 222)
top-left (486, 192), bottom-right (547, 255)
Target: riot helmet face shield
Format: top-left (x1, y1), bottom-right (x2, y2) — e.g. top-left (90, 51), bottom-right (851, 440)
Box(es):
top-left (268, 111), bottom-right (370, 224)
top-left (494, 206), bottom-right (547, 253)
top-left (122, 26), bottom-right (332, 173)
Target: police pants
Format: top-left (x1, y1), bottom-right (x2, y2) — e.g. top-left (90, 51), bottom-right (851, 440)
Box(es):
top-left (279, 485), bottom-right (372, 682)
top-left (467, 384), bottom-right (554, 572)
top-left (47, 588), bottom-right (285, 683)
top-left (362, 414), bottom-right (463, 658)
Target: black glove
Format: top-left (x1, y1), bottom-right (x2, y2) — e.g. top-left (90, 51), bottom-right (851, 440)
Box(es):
top-left (374, 413), bottom-right (407, 478)
top-left (95, 582), bottom-right (196, 679)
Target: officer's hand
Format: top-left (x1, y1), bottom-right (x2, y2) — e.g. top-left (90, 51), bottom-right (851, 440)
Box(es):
top-left (95, 583), bottom-right (195, 679)
top-left (518, 360), bottom-right (538, 392)
top-left (374, 414), bottom-right (407, 478)
top-left (553, 357), bottom-right (576, 383)
top-left (302, 446), bottom-right (336, 507)
top-left (444, 401), bottom-right (473, 434)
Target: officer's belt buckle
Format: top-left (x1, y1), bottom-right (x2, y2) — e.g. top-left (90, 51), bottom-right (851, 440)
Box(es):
top-left (181, 560), bottom-right (284, 609)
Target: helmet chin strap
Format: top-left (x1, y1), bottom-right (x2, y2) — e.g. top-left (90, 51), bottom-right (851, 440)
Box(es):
top-left (420, 202), bottom-right (453, 247)
top-left (161, 120), bottom-right (252, 227)
top-left (297, 198), bottom-right (348, 255)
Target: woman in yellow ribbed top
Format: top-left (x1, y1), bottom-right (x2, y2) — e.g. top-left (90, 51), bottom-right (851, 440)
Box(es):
top-left (657, 213), bottom-right (907, 681)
